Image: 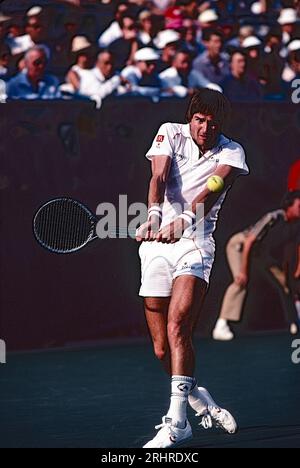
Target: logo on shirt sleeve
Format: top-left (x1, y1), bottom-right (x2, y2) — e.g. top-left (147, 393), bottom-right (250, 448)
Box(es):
top-left (156, 135), bottom-right (165, 143)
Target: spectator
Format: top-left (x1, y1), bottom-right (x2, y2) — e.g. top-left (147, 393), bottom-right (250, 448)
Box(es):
top-left (7, 6), bottom-right (50, 56)
top-left (65, 51), bottom-right (129, 107)
top-left (0, 12), bottom-right (11, 42)
top-left (226, 25), bottom-right (255, 51)
top-left (121, 47), bottom-right (161, 97)
top-left (221, 50), bottom-right (262, 101)
top-left (7, 45), bottom-right (60, 100)
top-left (180, 18), bottom-right (204, 58)
top-left (65, 36), bottom-right (96, 93)
top-left (242, 36), bottom-right (265, 83)
top-left (154, 29), bottom-right (181, 73)
top-left (282, 39), bottom-right (300, 82)
top-left (159, 49), bottom-right (213, 98)
top-left (278, 8), bottom-right (299, 45)
top-left (108, 14), bottom-right (140, 71)
top-left (98, 1), bottom-right (130, 48)
top-left (193, 29), bottom-right (230, 85)
top-left (138, 11), bottom-right (162, 48)
top-left (0, 44), bottom-right (12, 80)
top-left (262, 27), bottom-right (287, 99)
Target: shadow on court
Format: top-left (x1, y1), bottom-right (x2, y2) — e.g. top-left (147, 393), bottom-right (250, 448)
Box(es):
top-left (0, 334), bottom-right (300, 448)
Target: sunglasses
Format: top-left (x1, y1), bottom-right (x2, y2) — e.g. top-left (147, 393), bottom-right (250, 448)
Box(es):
top-left (28, 23), bottom-right (42, 30)
top-left (33, 58), bottom-right (46, 66)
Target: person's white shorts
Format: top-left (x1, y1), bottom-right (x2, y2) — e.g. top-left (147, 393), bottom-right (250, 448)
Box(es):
top-left (138, 237), bottom-right (215, 297)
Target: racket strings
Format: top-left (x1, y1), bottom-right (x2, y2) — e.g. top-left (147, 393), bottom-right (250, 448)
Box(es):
top-left (34, 199), bottom-right (94, 253)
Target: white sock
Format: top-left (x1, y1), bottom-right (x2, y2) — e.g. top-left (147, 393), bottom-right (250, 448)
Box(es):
top-left (216, 318), bottom-right (227, 328)
top-left (166, 375), bottom-right (194, 428)
top-left (189, 385), bottom-right (218, 416)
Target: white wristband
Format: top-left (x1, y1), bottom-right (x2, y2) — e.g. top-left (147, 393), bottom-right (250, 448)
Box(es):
top-left (148, 206), bottom-right (162, 221)
top-left (178, 211), bottom-right (196, 228)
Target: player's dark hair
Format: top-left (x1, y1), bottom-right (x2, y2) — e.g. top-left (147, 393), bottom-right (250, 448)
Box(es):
top-left (282, 191), bottom-right (300, 210)
top-left (185, 89), bottom-right (231, 130)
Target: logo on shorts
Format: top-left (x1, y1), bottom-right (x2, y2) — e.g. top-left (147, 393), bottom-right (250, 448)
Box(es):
top-left (156, 135), bottom-right (165, 143)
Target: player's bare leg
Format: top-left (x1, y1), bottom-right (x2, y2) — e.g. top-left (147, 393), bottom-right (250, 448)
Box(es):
top-left (144, 297), bottom-right (171, 375)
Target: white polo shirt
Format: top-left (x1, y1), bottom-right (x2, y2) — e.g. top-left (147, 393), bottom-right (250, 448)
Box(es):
top-left (146, 122), bottom-right (249, 243)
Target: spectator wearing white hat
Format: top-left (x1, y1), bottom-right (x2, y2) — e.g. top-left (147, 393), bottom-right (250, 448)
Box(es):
top-left (242, 35), bottom-right (265, 83)
top-left (278, 8), bottom-right (299, 45)
top-left (159, 49), bottom-right (215, 98)
top-left (6, 6), bottom-right (49, 56)
top-left (154, 29), bottom-right (182, 74)
top-left (65, 36), bottom-right (96, 93)
top-left (193, 29), bottom-right (230, 85)
top-left (282, 39), bottom-right (300, 82)
top-left (120, 47), bottom-right (161, 97)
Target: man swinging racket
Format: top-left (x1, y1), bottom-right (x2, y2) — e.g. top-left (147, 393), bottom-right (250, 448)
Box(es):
top-left (136, 88), bottom-right (249, 448)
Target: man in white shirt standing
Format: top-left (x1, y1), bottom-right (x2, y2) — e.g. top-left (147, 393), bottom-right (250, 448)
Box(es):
top-left (136, 88), bottom-right (249, 448)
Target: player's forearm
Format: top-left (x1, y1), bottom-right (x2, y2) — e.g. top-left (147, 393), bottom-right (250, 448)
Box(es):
top-left (148, 175), bottom-right (166, 208)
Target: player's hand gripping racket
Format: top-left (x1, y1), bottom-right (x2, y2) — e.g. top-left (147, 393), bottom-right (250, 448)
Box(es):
top-left (33, 198), bottom-right (135, 254)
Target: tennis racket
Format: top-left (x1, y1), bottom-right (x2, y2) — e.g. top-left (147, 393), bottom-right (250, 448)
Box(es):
top-left (33, 198), bottom-right (137, 254)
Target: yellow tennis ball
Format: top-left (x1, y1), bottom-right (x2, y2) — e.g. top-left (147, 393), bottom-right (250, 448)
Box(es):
top-left (207, 175), bottom-right (225, 193)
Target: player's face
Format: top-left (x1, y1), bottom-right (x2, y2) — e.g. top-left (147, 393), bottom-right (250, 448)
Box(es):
top-left (189, 113), bottom-right (221, 150)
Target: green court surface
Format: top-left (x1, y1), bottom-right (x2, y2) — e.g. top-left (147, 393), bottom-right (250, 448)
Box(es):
top-left (0, 334), bottom-right (300, 448)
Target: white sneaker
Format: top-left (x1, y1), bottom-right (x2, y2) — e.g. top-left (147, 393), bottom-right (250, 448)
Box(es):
top-left (198, 406), bottom-right (238, 434)
top-left (290, 323), bottom-right (298, 335)
top-left (143, 417), bottom-right (193, 448)
top-left (212, 324), bottom-right (234, 341)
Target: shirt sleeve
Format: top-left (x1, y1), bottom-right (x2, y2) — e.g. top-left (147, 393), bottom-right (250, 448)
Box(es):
top-left (218, 141), bottom-right (249, 175)
top-left (145, 123), bottom-right (175, 160)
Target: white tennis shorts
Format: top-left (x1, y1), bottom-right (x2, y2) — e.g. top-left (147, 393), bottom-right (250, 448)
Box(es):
top-left (138, 237), bottom-right (215, 297)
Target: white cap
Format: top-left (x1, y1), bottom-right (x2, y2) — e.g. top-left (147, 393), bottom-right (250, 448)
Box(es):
top-left (0, 13), bottom-right (11, 23)
top-left (242, 36), bottom-right (262, 48)
top-left (134, 48), bottom-right (160, 62)
top-left (26, 6), bottom-right (43, 17)
top-left (71, 36), bottom-right (92, 53)
top-left (251, 2), bottom-right (263, 15)
top-left (198, 9), bottom-right (219, 24)
top-left (287, 39), bottom-right (300, 52)
top-left (154, 30), bottom-right (180, 49)
top-left (278, 8), bottom-right (298, 26)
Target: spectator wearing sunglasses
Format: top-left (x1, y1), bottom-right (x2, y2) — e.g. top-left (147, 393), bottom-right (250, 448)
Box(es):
top-left (120, 47), bottom-right (161, 97)
top-left (7, 6), bottom-right (50, 57)
top-left (7, 45), bottom-right (60, 100)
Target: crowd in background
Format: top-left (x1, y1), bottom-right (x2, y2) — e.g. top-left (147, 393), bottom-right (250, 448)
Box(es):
top-left (0, 0), bottom-right (300, 106)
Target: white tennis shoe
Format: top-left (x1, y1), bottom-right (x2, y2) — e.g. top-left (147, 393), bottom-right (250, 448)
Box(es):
top-left (143, 417), bottom-right (192, 448)
top-left (198, 406), bottom-right (238, 434)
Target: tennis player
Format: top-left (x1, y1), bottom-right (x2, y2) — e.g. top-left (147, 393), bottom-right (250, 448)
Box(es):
top-left (136, 89), bottom-right (249, 448)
